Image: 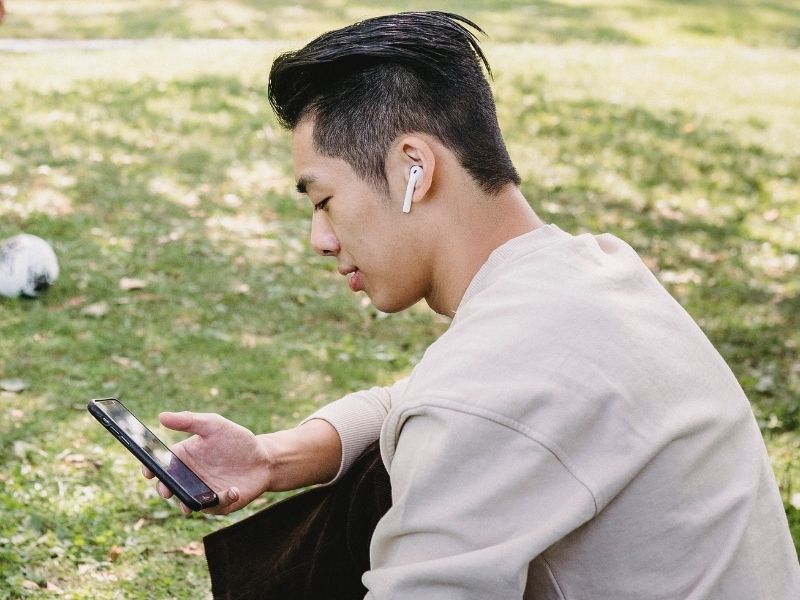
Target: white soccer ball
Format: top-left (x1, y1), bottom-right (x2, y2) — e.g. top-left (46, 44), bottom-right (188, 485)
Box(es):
top-left (0, 234), bottom-right (60, 298)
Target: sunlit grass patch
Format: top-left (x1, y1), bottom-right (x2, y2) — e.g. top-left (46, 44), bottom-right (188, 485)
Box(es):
top-left (2, 0), bottom-right (800, 47)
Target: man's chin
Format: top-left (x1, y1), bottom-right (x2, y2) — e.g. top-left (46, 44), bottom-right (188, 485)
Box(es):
top-left (368, 292), bottom-right (417, 315)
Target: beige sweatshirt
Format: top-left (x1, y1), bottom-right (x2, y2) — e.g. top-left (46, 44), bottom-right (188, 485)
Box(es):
top-left (307, 224), bottom-right (800, 599)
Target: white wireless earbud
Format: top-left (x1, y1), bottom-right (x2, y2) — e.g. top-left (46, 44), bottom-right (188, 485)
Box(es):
top-left (402, 166), bottom-right (423, 214)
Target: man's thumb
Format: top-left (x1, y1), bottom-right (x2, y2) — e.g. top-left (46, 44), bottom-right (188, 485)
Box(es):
top-left (159, 411), bottom-right (213, 436)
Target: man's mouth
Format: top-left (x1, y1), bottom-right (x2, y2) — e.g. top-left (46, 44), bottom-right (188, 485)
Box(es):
top-left (338, 266), bottom-right (363, 293)
top-left (348, 269), bottom-right (363, 292)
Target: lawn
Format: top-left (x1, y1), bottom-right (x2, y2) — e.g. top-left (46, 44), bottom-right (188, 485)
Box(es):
top-left (1, 1), bottom-right (798, 597)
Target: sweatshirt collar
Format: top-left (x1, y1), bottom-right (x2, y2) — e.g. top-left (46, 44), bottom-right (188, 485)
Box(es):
top-left (454, 223), bottom-right (570, 317)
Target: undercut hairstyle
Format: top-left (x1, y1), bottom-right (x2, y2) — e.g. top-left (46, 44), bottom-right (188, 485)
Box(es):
top-left (268, 11), bottom-right (521, 194)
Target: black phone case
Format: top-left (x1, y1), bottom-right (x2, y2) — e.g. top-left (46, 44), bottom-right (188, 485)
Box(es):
top-left (87, 398), bottom-right (218, 511)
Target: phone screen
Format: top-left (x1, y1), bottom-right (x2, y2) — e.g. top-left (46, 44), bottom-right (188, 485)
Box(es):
top-left (89, 398), bottom-right (217, 508)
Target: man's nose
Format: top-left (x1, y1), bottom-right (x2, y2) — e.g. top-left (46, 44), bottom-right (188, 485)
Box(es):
top-left (310, 212), bottom-right (340, 257)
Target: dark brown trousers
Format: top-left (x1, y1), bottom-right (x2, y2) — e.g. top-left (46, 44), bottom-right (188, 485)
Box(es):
top-left (203, 443), bottom-right (390, 600)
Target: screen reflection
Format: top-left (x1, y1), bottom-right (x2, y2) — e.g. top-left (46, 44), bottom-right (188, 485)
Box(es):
top-left (96, 400), bottom-right (213, 497)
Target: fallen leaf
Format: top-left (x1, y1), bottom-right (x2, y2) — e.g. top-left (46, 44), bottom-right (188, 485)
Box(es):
top-left (180, 541), bottom-right (204, 556)
top-left (81, 302), bottom-right (110, 318)
top-left (111, 355), bottom-right (144, 371)
top-left (61, 452), bottom-right (102, 470)
top-left (0, 379), bottom-right (28, 393)
top-left (45, 581), bottom-right (64, 593)
top-left (65, 295), bottom-right (86, 308)
top-left (107, 545), bottom-right (124, 561)
top-left (119, 277), bottom-right (148, 291)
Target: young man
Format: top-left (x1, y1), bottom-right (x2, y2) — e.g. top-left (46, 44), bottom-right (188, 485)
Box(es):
top-left (145, 12), bottom-right (799, 599)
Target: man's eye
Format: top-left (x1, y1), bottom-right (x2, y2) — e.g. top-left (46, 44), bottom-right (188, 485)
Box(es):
top-left (313, 197), bottom-right (332, 212)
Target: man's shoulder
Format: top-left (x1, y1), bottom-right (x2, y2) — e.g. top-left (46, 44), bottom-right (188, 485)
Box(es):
top-left (398, 224), bottom-right (749, 453)
top-left (462, 227), bottom-right (654, 311)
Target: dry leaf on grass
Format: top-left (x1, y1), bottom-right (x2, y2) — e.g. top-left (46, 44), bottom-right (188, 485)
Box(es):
top-left (81, 302), bottom-right (110, 318)
top-left (0, 379), bottom-right (28, 393)
top-left (166, 541), bottom-right (205, 556)
top-left (119, 277), bottom-right (148, 291)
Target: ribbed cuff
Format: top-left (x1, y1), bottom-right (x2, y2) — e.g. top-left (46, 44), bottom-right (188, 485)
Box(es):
top-left (301, 391), bottom-right (388, 483)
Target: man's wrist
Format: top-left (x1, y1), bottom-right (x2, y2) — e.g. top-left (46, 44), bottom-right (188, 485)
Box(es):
top-left (257, 419), bottom-right (342, 491)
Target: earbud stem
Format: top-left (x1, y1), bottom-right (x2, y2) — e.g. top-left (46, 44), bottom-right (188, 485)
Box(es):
top-left (402, 166), bottom-right (423, 214)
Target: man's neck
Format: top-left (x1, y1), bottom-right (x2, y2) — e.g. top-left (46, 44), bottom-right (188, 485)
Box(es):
top-left (425, 186), bottom-right (544, 317)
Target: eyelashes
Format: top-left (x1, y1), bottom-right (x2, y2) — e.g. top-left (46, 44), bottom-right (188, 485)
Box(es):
top-left (314, 197), bottom-right (332, 212)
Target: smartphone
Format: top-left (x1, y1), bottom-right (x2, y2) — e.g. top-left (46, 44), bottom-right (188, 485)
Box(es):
top-left (88, 397), bottom-right (219, 511)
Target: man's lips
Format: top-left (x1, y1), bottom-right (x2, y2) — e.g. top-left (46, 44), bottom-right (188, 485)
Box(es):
top-left (339, 266), bottom-right (363, 292)
top-left (349, 270), bottom-right (363, 292)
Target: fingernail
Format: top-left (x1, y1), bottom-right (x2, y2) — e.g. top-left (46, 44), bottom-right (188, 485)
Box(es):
top-left (227, 488), bottom-right (239, 501)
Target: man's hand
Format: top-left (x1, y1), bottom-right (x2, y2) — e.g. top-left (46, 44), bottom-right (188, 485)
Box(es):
top-left (142, 411), bottom-right (271, 516)
top-left (142, 412), bottom-right (343, 515)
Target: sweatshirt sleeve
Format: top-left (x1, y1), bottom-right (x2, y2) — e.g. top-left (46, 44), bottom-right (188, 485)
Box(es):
top-left (365, 404), bottom-right (598, 599)
top-left (301, 378), bottom-right (408, 482)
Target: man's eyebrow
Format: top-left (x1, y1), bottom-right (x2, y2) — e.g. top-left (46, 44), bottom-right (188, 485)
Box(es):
top-left (296, 174), bottom-right (317, 195)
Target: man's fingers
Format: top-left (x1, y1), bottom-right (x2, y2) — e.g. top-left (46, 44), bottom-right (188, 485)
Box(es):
top-left (157, 481), bottom-right (173, 499)
top-left (180, 488), bottom-right (239, 516)
top-left (141, 465), bottom-right (154, 479)
top-left (159, 411), bottom-right (216, 436)
top-left (154, 481), bottom-right (241, 515)
top-left (224, 487), bottom-right (240, 505)
top-left (202, 487), bottom-right (240, 516)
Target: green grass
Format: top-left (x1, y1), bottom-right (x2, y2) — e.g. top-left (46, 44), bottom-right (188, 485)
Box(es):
top-left (2, 0), bottom-right (800, 47)
top-left (1, 1), bottom-right (799, 597)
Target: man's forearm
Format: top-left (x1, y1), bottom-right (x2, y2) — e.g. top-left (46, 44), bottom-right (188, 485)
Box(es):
top-left (258, 419), bottom-right (342, 491)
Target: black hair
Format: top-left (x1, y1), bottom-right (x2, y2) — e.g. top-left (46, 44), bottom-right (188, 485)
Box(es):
top-left (268, 11), bottom-right (520, 194)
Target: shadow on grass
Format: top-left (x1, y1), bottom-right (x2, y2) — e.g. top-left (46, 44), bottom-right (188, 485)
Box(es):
top-left (3, 0), bottom-right (800, 46)
top-left (0, 0), bottom-right (607, 43)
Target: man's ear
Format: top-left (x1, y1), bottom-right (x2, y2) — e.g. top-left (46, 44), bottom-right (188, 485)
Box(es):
top-left (387, 135), bottom-right (436, 212)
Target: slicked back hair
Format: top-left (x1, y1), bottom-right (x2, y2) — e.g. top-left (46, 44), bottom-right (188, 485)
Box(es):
top-left (268, 11), bottom-right (521, 195)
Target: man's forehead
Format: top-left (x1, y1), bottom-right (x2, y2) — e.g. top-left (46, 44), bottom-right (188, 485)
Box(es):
top-left (291, 119), bottom-right (320, 184)
top-left (291, 116), bottom-right (311, 148)
top-left (291, 118), bottom-right (315, 153)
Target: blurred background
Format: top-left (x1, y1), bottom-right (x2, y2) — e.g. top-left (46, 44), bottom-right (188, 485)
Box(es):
top-left (1, 1), bottom-right (798, 597)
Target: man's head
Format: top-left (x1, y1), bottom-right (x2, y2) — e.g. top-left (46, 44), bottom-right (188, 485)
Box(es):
top-left (268, 11), bottom-right (520, 195)
top-left (268, 12), bottom-right (537, 315)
